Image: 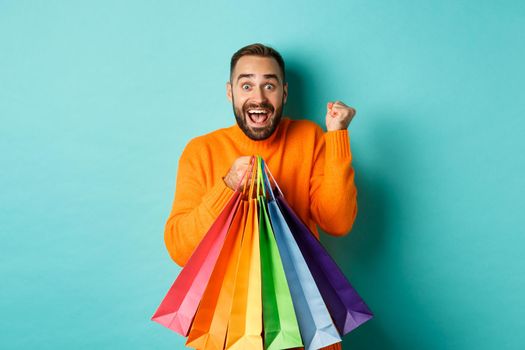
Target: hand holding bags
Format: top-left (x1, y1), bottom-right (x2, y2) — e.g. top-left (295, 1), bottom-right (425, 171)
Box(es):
top-left (152, 155), bottom-right (373, 349)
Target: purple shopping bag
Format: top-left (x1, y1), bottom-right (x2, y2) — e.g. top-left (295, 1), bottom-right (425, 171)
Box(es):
top-left (264, 162), bottom-right (373, 335)
top-left (277, 195), bottom-right (373, 334)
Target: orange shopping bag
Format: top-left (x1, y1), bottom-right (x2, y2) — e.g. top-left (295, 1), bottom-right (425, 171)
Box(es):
top-left (225, 186), bottom-right (263, 348)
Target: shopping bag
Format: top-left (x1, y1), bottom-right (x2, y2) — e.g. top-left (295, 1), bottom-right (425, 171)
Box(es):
top-left (185, 200), bottom-right (247, 349)
top-left (259, 196), bottom-right (304, 349)
top-left (224, 196), bottom-right (263, 349)
top-left (186, 158), bottom-right (257, 349)
top-left (277, 194), bottom-right (373, 335)
top-left (262, 159), bottom-right (374, 335)
top-left (151, 190), bottom-right (241, 336)
top-left (257, 158), bottom-right (303, 350)
top-left (262, 160), bottom-right (341, 350)
top-left (224, 162), bottom-right (263, 349)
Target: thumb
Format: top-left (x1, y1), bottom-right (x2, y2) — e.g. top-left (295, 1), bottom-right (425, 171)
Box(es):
top-left (327, 102), bottom-right (337, 117)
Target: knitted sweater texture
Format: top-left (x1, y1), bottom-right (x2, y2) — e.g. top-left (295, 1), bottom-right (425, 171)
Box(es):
top-left (165, 117), bottom-right (358, 267)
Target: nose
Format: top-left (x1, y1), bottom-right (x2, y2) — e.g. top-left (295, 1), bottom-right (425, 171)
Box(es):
top-left (252, 86), bottom-right (268, 103)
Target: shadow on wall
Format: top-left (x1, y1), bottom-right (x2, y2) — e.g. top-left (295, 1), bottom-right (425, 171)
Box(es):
top-left (284, 62), bottom-right (320, 123)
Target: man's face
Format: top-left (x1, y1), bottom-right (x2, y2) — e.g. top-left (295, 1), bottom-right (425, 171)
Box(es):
top-left (227, 55), bottom-right (288, 140)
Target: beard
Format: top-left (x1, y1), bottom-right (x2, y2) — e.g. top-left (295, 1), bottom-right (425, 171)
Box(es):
top-left (232, 96), bottom-right (284, 141)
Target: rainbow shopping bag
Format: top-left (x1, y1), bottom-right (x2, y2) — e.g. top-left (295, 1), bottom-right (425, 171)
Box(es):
top-left (152, 155), bottom-right (373, 349)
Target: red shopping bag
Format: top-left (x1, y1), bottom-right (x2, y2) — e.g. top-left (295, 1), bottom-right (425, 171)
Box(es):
top-left (151, 191), bottom-right (241, 336)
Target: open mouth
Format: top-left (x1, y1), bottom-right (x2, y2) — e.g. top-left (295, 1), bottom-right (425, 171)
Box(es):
top-left (246, 108), bottom-right (272, 127)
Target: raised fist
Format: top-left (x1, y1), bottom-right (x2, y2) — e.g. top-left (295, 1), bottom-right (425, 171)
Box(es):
top-left (325, 101), bottom-right (356, 131)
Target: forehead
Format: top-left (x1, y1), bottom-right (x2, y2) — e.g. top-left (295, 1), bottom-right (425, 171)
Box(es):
top-left (232, 55), bottom-right (282, 81)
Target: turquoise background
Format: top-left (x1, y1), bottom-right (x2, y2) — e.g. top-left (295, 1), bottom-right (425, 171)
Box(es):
top-left (1, 1), bottom-right (524, 349)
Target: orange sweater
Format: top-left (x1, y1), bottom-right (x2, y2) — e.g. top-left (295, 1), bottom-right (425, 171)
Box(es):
top-left (165, 117), bottom-right (357, 267)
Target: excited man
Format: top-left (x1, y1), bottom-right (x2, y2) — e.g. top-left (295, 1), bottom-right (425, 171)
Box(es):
top-left (163, 43), bottom-right (357, 350)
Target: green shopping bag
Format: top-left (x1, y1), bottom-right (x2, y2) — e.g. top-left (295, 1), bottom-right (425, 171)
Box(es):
top-left (257, 157), bottom-right (303, 350)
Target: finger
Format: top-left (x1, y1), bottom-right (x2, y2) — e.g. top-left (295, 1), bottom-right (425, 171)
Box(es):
top-left (332, 103), bottom-right (350, 110)
top-left (236, 157), bottom-right (252, 167)
top-left (333, 100), bottom-right (348, 107)
top-left (240, 169), bottom-right (253, 184)
top-left (343, 106), bottom-right (356, 116)
top-left (327, 102), bottom-right (334, 111)
top-left (332, 105), bottom-right (356, 118)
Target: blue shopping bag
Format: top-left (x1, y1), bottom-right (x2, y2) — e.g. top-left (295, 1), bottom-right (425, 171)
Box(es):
top-left (262, 159), bottom-right (341, 350)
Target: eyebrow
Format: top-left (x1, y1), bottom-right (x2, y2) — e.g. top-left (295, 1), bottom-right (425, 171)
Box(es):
top-left (236, 74), bottom-right (280, 83)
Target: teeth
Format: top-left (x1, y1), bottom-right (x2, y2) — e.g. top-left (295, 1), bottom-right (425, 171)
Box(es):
top-left (248, 111), bottom-right (269, 124)
top-left (248, 109), bottom-right (268, 114)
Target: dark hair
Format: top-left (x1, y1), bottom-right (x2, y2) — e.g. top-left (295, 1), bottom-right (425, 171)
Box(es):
top-left (230, 43), bottom-right (286, 83)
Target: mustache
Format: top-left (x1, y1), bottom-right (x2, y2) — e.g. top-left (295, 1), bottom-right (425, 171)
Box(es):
top-left (243, 102), bottom-right (275, 112)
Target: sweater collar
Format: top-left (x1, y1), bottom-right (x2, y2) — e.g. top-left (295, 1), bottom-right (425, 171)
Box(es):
top-left (229, 117), bottom-right (289, 152)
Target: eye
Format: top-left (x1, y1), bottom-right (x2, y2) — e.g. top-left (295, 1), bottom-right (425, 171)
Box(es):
top-left (265, 83), bottom-right (274, 90)
top-left (242, 83), bottom-right (251, 90)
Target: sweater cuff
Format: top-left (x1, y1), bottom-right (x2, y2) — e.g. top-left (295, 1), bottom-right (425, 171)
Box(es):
top-left (202, 180), bottom-right (236, 217)
top-left (325, 130), bottom-right (352, 161)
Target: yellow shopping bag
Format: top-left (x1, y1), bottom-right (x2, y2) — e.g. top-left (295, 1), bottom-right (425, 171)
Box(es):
top-left (225, 196), bottom-right (263, 349)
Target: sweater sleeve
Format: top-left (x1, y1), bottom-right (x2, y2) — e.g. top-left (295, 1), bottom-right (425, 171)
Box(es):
top-left (164, 140), bottom-right (235, 266)
top-left (309, 128), bottom-right (358, 236)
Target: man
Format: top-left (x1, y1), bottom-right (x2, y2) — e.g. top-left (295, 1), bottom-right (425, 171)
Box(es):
top-left (164, 43), bottom-right (357, 350)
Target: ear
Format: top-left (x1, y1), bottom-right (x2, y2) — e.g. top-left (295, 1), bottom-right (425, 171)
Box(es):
top-left (283, 82), bottom-right (288, 104)
top-left (226, 81), bottom-right (232, 102)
